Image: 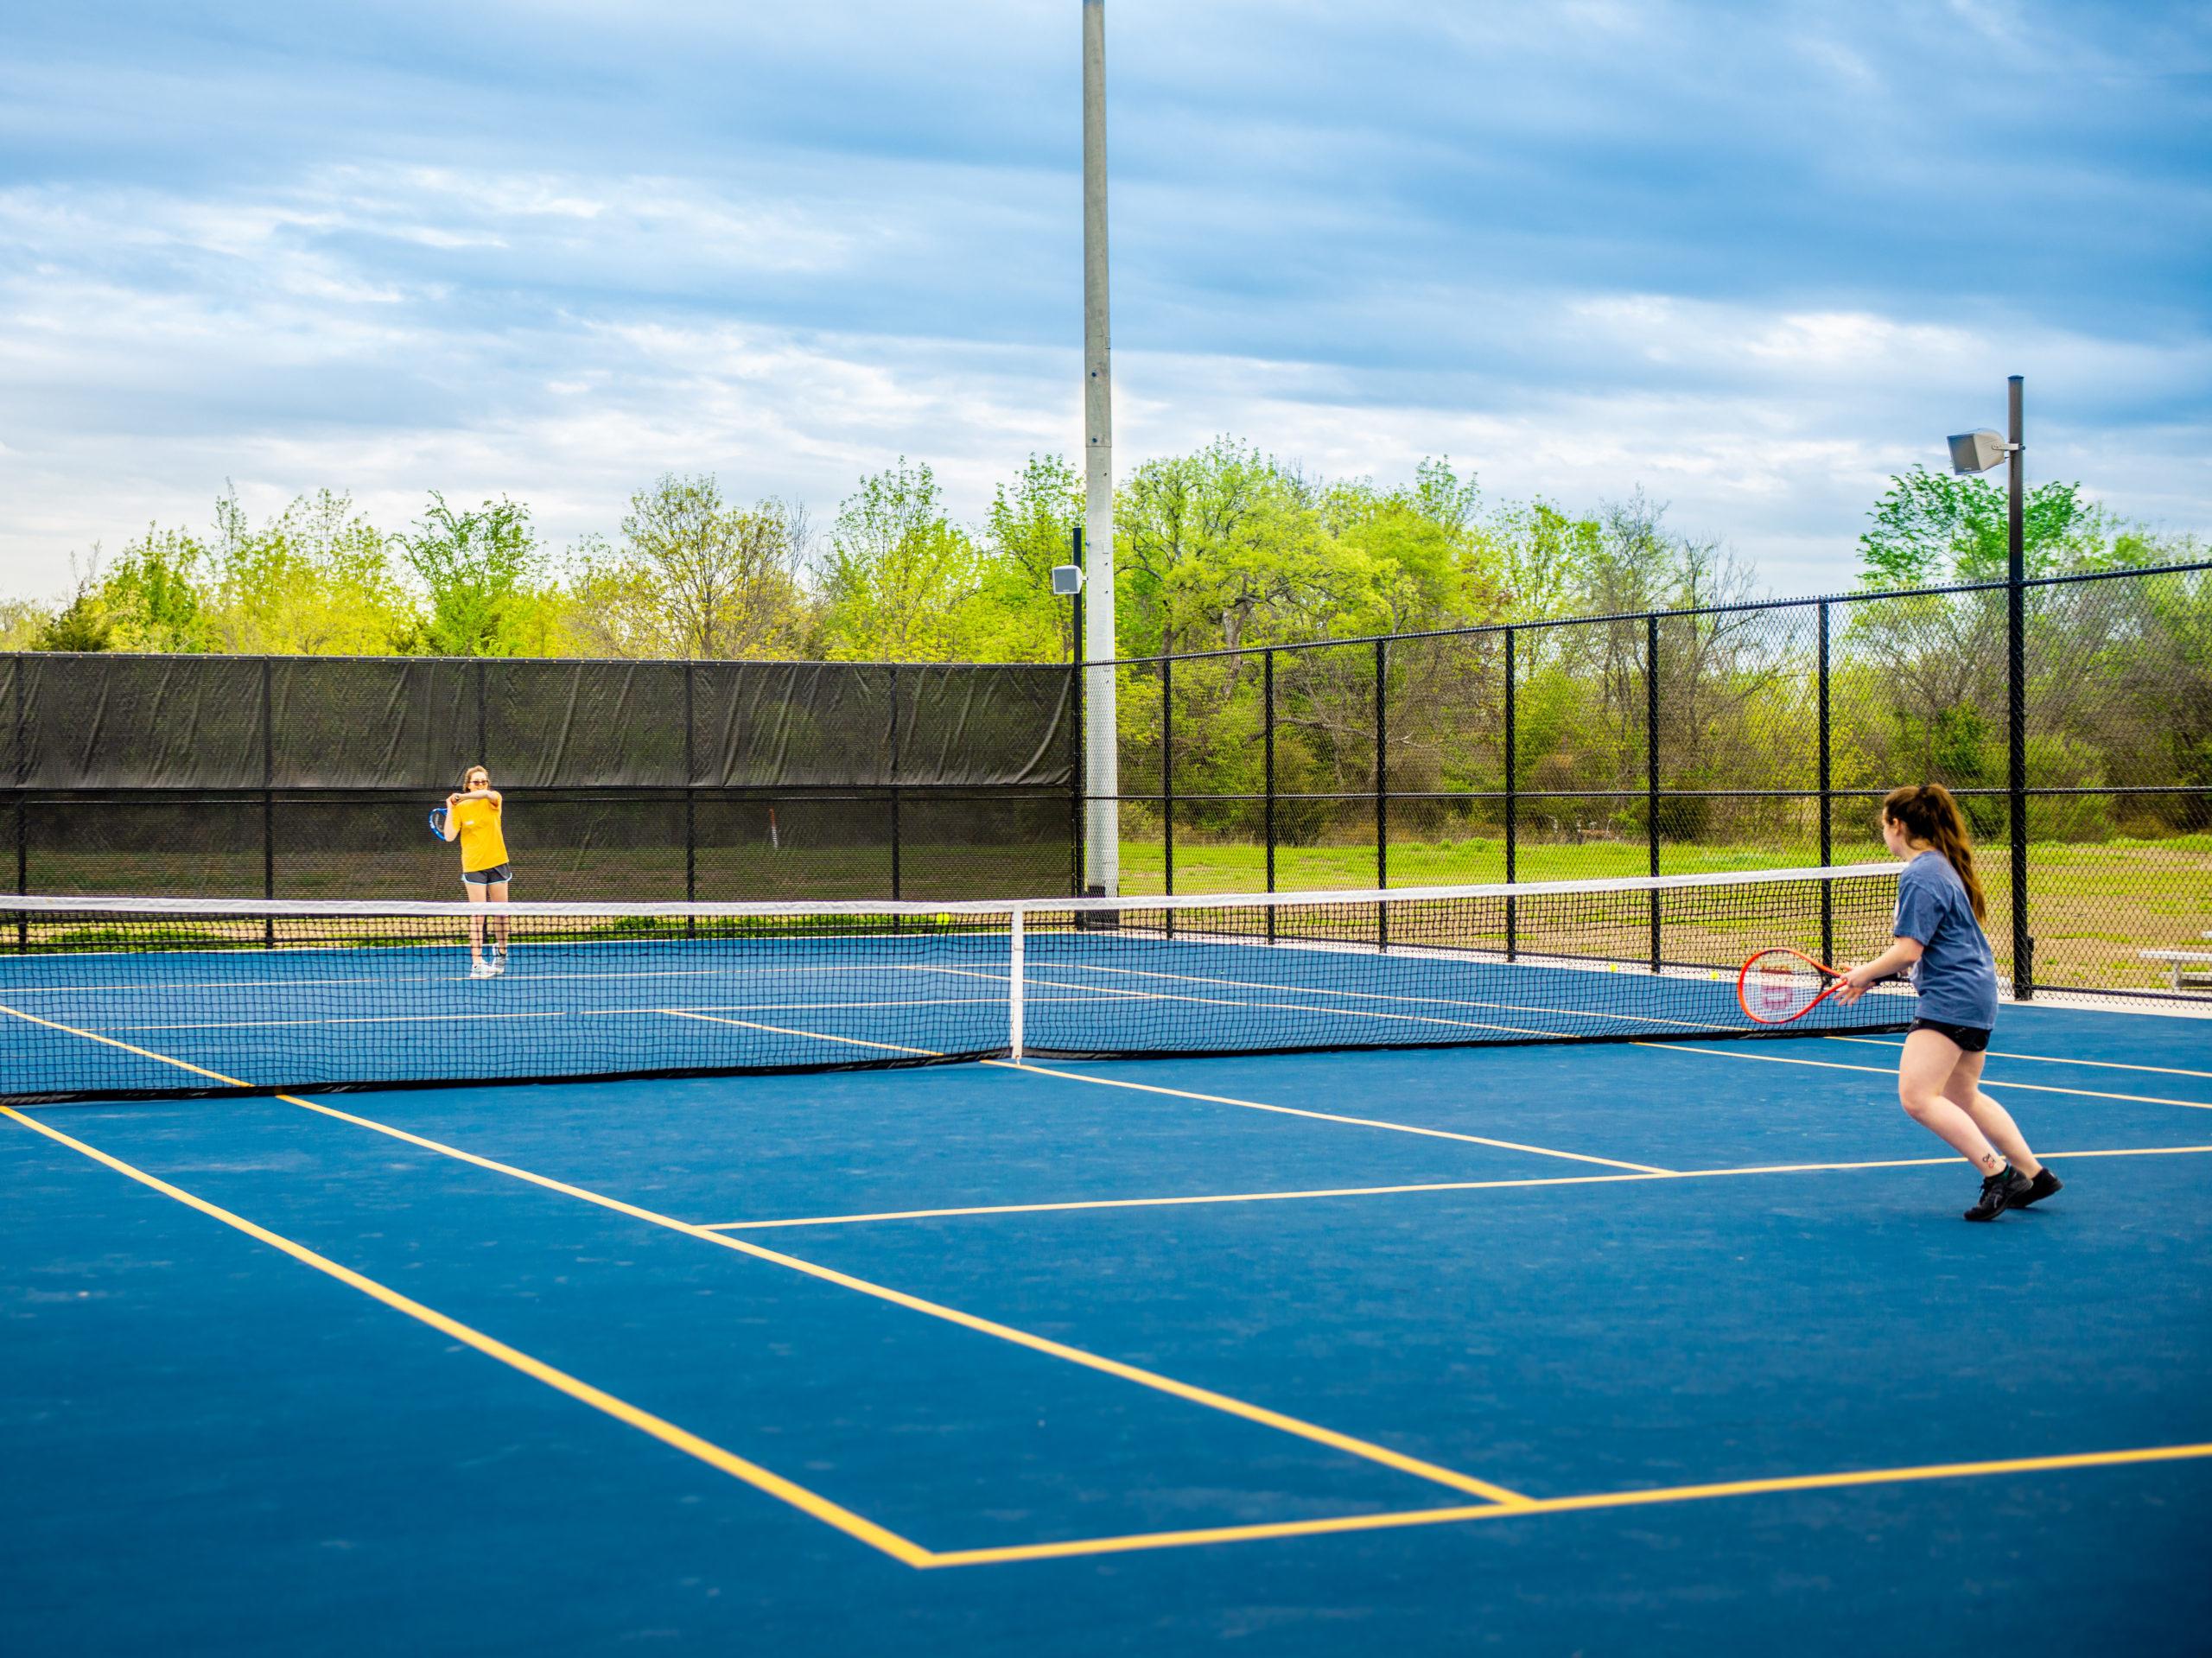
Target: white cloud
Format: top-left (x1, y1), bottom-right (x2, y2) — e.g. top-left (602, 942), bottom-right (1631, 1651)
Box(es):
top-left (0, 0), bottom-right (2204, 611)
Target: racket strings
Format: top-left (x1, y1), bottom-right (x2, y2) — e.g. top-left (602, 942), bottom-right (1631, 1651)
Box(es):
top-left (1745, 950), bottom-right (1827, 1021)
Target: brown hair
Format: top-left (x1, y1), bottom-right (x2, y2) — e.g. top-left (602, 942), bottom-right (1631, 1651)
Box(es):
top-left (464, 765), bottom-right (489, 789)
top-left (1882, 783), bottom-right (1986, 921)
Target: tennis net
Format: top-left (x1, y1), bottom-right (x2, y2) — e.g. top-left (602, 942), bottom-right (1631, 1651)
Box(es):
top-left (0, 865), bottom-right (1917, 1102)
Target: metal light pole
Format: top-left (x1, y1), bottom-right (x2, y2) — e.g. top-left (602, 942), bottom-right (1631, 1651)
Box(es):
top-left (1946, 374), bottom-right (2032, 998)
top-left (1081, 0), bottom-right (1120, 898)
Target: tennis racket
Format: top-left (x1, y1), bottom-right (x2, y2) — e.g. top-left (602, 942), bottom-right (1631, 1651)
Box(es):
top-left (427, 806), bottom-right (449, 842)
top-left (1737, 947), bottom-right (1851, 1025)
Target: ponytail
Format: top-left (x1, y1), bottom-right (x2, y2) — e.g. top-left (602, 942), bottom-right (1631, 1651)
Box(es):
top-left (1882, 783), bottom-right (1987, 921)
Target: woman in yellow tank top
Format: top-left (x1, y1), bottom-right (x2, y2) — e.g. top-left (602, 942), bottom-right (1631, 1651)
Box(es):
top-left (440, 764), bottom-right (512, 978)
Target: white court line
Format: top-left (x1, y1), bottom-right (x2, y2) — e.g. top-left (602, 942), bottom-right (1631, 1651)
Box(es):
top-left (0, 961), bottom-right (1022, 999)
top-left (1822, 1035), bottom-right (2212, 1081)
top-left (662, 1008), bottom-right (944, 1057)
top-left (1036, 958), bottom-right (1737, 1033)
top-left (1013, 973), bottom-right (1589, 1040)
top-left (1644, 1043), bottom-right (2212, 1109)
top-left (702, 1144), bottom-right (2212, 1231)
top-left (982, 1061), bottom-right (1674, 1172)
top-left (932, 963), bottom-right (1595, 1042)
top-left (94, 995), bottom-right (1124, 1036)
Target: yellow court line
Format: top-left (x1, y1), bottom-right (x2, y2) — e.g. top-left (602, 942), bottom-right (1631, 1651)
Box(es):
top-left (1641, 1043), bottom-right (2212, 1109)
top-left (984, 1060), bottom-right (1675, 1174)
top-left (702, 1144), bottom-right (2212, 1231)
top-left (923, 1439), bottom-right (2212, 1567)
top-left (282, 1092), bottom-right (1531, 1508)
top-left (0, 1002), bottom-right (1527, 1508)
top-left (1823, 1036), bottom-right (2212, 1081)
top-left (0, 1104), bottom-right (934, 1568)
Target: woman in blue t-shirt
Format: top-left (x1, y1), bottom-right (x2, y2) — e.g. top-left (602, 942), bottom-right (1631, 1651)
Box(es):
top-left (1834, 783), bottom-right (2060, 1222)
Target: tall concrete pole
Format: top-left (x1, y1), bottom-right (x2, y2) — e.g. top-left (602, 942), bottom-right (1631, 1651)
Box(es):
top-left (1081, 0), bottom-right (1119, 896)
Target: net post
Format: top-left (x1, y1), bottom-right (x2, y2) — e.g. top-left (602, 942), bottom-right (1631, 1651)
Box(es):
top-left (1160, 651), bottom-right (1175, 934)
top-left (261, 655), bottom-right (275, 947)
top-left (1007, 906), bottom-right (1026, 1062)
top-left (1374, 638), bottom-right (1388, 950)
top-left (1816, 600), bottom-right (1834, 967)
top-left (2005, 373), bottom-right (2034, 1000)
top-left (1503, 626), bottom-right (1516, 962)
top-left (1645, 612), bottom-right (1661, 972)
top-left (1262, 649), bottom-right (1277, 944)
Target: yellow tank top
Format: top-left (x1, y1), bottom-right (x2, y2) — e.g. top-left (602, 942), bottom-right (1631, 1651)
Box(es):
top-left (454, 797), bottom-right (509, 872)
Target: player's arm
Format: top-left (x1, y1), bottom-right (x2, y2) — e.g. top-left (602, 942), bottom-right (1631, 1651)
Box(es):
top-left (1834, 937), bottom-right (1923, 1003)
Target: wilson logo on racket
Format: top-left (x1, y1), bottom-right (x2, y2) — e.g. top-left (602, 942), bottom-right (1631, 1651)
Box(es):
top-left (1737, 947), bottom-right (1848, 1025)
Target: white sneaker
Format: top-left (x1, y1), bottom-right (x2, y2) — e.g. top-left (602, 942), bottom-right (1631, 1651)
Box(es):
top-left (469, 959), bottom-right (497, 980)
top-left (489, 955), bottom-right (507, 976)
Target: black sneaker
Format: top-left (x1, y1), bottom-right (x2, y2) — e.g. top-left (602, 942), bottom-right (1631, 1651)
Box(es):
top-left (1965, 1165), bottom-right (2032, 1222)
top-left (2012, 1167), bottom-right (2063, 1209)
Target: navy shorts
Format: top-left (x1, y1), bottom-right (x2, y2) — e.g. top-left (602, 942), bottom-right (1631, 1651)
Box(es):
top-left (1910, 1016), bottom-right (1991, 1053)
top-left (461, 864), bottom-right (513, 886)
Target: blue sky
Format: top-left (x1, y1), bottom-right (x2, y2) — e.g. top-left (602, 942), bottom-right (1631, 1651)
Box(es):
top-left (2, 0), bottom-right (2206, 600)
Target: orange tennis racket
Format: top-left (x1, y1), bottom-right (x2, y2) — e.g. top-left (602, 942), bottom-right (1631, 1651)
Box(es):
top-left (1737, 947), bottom-right (1851, 1025)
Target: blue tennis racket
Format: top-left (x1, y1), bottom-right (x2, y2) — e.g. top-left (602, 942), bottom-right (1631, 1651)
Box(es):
top-left (427, 806), bottom-right (449, 842)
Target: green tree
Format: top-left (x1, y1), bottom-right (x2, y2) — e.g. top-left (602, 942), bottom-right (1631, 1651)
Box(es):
top-left (35, 561), bottom-right (115, 651)
top-left (397, 492), bottom-right (542, 657)
top-left (969, 453), bottom-right (1084, 661)
top-left (100, 527), bottom-right (213, 651)
top-left (0, 598), bottom-right (50, 651)
top-left (1321, 458), bottom-right (1506, 633)
top-left (1116, 438), bottom-right (1359, 656)
top-left (1856, 466), bottom-right (2129, 588)
top-left (202, 490), bottom-right (411, 654)
top-left (819, 460), bottom-right (984, 660)
top-left (565, 475), bottom-right (811, 659)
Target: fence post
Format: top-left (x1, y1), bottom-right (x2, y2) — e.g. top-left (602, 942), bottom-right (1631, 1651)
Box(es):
top-left (1375, 638), bottom-right (1389, 949)
top-left (2006, 374), bottom-right (2034, 999)
top-left (887, 664), bottom-right (902, 904)
top-left (1160, 652), bottom-right (1175, 928)
top-left (1646, 613), bottom-right (1662, 971)
top-left (1503, 626), bottom-right (1517, 962)
top-left (262, 657), bottom-right (275, 943)
top-left (12, 655), bottom-right (23, 948)
top-left (1070, 575), bottom-right (1085, 898)
top-left (1263, 649), bottom-right (1276, 943)
top-left (683, 660), bottom-right (697, 924)
top-left (1817, 600), bottom-right (1834, 969)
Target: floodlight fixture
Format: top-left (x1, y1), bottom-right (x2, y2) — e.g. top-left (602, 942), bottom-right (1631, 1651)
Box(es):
top-left (1050, 563), bottom-right (1084, 596)
top-left (1947, 429), bottom-right (2012, 476)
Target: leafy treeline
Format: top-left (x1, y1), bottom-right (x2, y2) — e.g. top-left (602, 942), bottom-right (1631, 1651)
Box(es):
top-left (4, 441), bottom-right (2198, 662)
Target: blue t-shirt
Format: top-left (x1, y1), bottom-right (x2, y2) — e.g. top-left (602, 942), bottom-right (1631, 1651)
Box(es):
top-left (1893, 852), bottom-right (2000, 1026)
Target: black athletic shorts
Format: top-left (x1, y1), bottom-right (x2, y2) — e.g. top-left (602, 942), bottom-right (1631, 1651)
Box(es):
top-left (1910, 1016), bottom-right (1991, 1053)
top-left (461, 864), bottom-right (513, 886)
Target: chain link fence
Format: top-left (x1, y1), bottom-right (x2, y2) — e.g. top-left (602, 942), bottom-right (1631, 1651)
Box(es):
top-left (10, 562), bottom-right (2208, 996)
top-left (1103, 562), bottom-right (2212, 1001)
top-left (3, 656), bottom-right (1077, 903)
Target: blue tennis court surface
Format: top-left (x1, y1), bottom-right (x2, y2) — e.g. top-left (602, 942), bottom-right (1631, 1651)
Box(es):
top-left (5, 997), bottom-right (2209, 1654)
